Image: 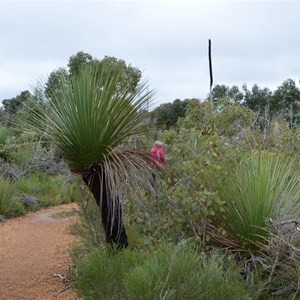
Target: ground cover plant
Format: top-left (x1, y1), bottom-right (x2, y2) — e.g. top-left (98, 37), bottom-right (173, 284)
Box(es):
top-left (73, 241), bottom-right (251, 300)
top-left (13, 173), bottom-right (81, 207)
top-left (0, 131), bottom-right (37, 171)
top-left (0, 173), bottom-right (81, 218)
top-left (0, 126), bottom-right (10, 149)
top-left (0, 126), bottom-right (81, 217)
top-left (0, 179), bottom-right (24, 217)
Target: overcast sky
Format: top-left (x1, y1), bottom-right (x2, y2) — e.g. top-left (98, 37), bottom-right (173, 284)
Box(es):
top-left (1, 0), bottom-right (300, 106)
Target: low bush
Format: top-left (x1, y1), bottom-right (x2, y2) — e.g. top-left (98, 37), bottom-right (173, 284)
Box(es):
top-left (0, 179), bottom-right (24, 217)
top-left (0, 126), bottom-right (10, 147)
top-left (69, 187), bottom-right (105, 249)
top-left (0, 126), bottom-right (11, 159)
top-left (13, 173), bottom-right (81, 207)
top-left (200, 151), bottom-right (300, 251)
top-left (73, 242), bottom-right (251, 300)
top-left (0, 173), bottom-right (82, 218)
top-left (73, 245), bottom-right (142, 300)
top-left (124, 243), bottom-right (251, 300)
top-left (0, 132), bottom-right (37, 170)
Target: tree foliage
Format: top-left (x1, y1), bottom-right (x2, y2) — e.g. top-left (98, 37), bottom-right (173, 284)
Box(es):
top-left (1, 90), bottom-right (33, 127)
top-left (68, 51), bottom-right (93, 75)
top-left (2, 90), bottom-right (32, 115)
top-left (22, 63), bottom-right (154, 247)
top-left (243, 84), bottom-right (273, 113)
top-left (45, 51), bottom-right (142, 101)
top-left (207, 79), bottom-right (300, 128)
top-left (209, 84), bottom-right (244, 104)
top-left (150, 98), bottom-right (191, 129)
top-left (271, 79), bottom-right (300, 127)
top-left (44, 67), bottom-right (69, 99)
top-left (97, 56), bottom-right (142, 94)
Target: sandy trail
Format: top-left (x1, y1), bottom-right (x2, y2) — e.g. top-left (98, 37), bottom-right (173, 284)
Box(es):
top-left (0, 203), bottom-right (82, 300)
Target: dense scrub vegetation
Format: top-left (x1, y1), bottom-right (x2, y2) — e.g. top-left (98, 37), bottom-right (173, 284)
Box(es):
top-left (66, 98), bottom-right (300, 299)
top-left (1, 52), bottom-right (300, 299)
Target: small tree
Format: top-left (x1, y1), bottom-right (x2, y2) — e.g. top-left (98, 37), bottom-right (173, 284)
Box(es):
top-left (2, 90), bottom-right (33, 127)
top-left (150, 99), bottom-right (191, 129)
top-left (45, 52), bottom-right (142, 103)
top-left (272, 79), bottom-right (300, 127)
top-left (24, 64), bottom-right (154, 248)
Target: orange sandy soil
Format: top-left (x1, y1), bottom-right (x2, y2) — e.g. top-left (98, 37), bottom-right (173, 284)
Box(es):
top-left (0, 203), bottom-right (82, 300)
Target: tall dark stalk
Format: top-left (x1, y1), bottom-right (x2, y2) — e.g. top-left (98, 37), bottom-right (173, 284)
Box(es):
top-left (208, 38), bottom-right (213, 108)
top-left (83, 172), bottom-right (128, 248)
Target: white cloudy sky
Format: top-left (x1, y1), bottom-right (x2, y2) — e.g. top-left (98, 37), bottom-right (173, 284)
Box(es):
top-left (0, 0), bottom-right (299, 106)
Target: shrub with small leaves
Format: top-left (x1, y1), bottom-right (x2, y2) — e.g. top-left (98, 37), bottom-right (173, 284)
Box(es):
top-left (73, 242), bottom-right (251, 300)
top-left (0, 179), bottom-right (24, 217)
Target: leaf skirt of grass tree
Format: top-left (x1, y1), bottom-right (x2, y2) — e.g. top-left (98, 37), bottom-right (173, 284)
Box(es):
top-left (22, 64), bottom-right (155, 248)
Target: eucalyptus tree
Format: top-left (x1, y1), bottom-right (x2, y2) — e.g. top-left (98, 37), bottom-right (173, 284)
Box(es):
top-left (0, 108), bottom-right (7, 126)
top-left (2, 90), bottom-right (33, 127)
top-left (68, 51), bottom-right (93, 75)
top-left (24, 65), bottom-right (154, 248)
top-left (207, 84), bottom-right (244, 106)
top-left (150, 99), bottom-right (191, 129)
top-left (228, 85), bottom-right (244, 103)
top-left (44, 67), bottom-right (69, 99)
top-left (242, 84), bottom-right (273, 113)
top-left (45, 52), bottom-right (142, 103)
top-left (272, 79), bottom-right (300, 127)
top-left (97, 56), bottom-right (142, 94)
top-left (208, 84), bottom-right (229, 105)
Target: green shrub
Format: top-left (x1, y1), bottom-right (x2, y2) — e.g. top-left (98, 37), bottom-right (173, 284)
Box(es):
top-left (14, 146), bottom-right (36, 171)
top-left (69, 188), bottom-right (105, 248)
top-left (0, 126), bottom-right (11, 159)
top-left (0, 126), bottom-right (10, 147)
top-left (73, 242), bottom-right (251, 300)
top-left (14, 173), bottom-right (80, 207)
top-left (127, 127), bottom-right (229, 246)
top-left (124, 243), bottom-right (250, 300)
top-left (200, 151), bottom-right (300, 251)
top-left (0, 132), bottom-right (37, 170)
top-left (74, 246), bottom-right (142, 300)
top-left (0, 179), bottom-right (24, 217)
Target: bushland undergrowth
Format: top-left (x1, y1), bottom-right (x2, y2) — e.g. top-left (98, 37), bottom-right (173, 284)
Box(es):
top-left (2, 99), bottom-right (300, 299)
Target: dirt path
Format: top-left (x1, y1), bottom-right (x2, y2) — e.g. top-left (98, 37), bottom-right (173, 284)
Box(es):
top-left (0, 203), bottom-right (82, 300)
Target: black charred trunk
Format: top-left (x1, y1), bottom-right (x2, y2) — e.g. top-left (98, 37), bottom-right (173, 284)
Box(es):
top-left (83, 172), bottom-right (128, 248)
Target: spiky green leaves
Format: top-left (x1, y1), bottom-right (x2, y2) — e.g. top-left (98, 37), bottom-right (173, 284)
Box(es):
top-left (24, 65), bottom-right (154, 173)
top-left (202, 151), bottom-right (300, 250)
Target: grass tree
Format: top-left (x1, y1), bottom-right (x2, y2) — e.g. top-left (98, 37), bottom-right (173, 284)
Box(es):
top-left (201, 150), bottom-right (300, 251)
top-left (24, 65), bottom-right (154, 248)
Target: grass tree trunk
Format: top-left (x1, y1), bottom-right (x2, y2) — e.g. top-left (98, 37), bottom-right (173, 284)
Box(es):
top-left (83, 172), bottom-right (128, 248)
